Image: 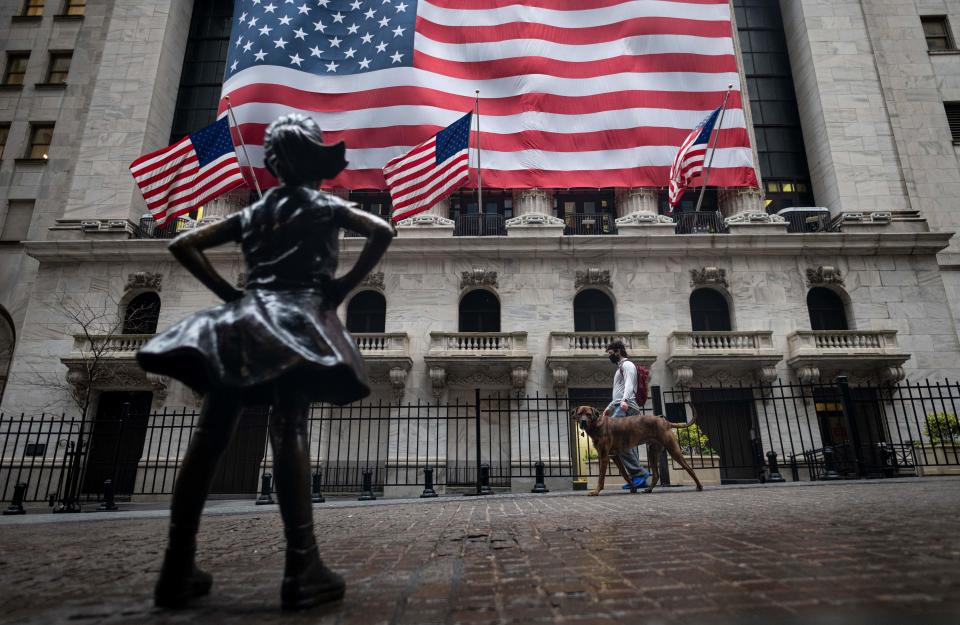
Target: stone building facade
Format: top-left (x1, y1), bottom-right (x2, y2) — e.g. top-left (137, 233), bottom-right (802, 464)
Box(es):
top-left (0, 1), bottom-right (959, 493)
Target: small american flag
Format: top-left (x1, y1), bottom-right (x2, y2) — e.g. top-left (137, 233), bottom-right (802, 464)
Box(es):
top-left (668, 107), bottom-right (722, 211)
top-left (383, 111), bottom-right (471, 222)
top-left (129, 117), bottom-right (245, 226)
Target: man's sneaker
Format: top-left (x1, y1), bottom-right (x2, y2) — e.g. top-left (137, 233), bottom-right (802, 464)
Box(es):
top-left (621, 475), bottom-right (648, 490)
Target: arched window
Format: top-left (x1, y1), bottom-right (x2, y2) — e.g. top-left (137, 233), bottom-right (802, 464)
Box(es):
top-left (807, 287), bottom-right (848, 331)
top-left (123, 292), bottom-right (161, 334)
top-left (346, 290), bottom-right (386, 333)
top-left (459, 290), bottom-right (500, 333)
top-left (690, 289), bottom-right (732, 332)
top-left (573, 289), bottom-right (615, 332)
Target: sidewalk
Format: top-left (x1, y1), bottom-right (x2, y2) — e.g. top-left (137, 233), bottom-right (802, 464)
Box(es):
top-left (1, 478), bottom-right (958, 624)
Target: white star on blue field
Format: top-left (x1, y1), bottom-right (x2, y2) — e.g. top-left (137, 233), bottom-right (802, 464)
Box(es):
top-left (226, 0), bottom-right (418, 77)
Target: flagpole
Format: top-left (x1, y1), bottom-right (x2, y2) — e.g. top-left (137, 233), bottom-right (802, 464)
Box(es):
top-left (475, 90), bottom-right (482, 214)
top-left (224, 95), bottom-right (263, 200)
top-left (693, 84), bottom-right (733, 214)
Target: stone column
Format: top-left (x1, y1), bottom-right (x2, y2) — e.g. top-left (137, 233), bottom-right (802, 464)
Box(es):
top-left (505, 189), bottom-right (564, 236)
top-left (614, 187), bottom-right (674, 236)
top-left (200, 188), bottom-right (247, 221)
top-left (719, 188), bottom-right (788, 233)
top-left (423, 198), bottom-right (450, 219)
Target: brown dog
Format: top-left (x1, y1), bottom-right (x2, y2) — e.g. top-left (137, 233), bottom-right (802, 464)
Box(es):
top-left (574, 405), bottom-right (704, 495)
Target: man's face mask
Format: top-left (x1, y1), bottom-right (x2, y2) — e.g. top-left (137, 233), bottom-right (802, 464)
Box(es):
top-left (608, 353), bottom-right (619, 364)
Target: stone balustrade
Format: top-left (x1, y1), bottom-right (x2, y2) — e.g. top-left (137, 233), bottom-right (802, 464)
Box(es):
top-left (789, 330), bottom-right (897, 353)
top-left (786, 330), bottom-right (908, 384)
top-left (670, 331), bottom-right (774, 354)
top-left (666, 331), bottom-right (781, 386)
top-left (548, 332), bottom-right (649, 355)
top-left (353, 332), bottom-right (410, 354)
top-left (430, 332), bottom-right (528, 353)
top-left (72, 333), bottom-right (154, 353)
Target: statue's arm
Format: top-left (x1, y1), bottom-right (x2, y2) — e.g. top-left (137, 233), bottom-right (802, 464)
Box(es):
top-left (168, 213), bottom-right (244, 303)
top-left (330, 205), bottom-right (394, 305)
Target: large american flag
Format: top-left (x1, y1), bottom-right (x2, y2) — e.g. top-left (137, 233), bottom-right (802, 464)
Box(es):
top-left (668, 106), bottom-right (721, 209)
top-left (221, 0), bottom-right (758, 191)
top-left (130, 118), bottom-right (245, 226)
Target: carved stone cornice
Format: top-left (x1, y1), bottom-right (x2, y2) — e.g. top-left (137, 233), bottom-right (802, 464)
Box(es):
top-left (805, 266), bottom-right (844, 287)
top-left (614, 211), bottom-right (674, 225)
top-left (504, 213), bottom-right (564, 226)
top-left (396, 214), bottom-right (455, 227)
top-left (125, 271), bottom-right (162, 292)
top-left (724, 211), bottom-right (786, 225)
top-left (689, 266), bottom-right (728, 289)
top-left (574, 268), bottom-right (611, 289)
top-left (460, 268), bottom-right (497, 289)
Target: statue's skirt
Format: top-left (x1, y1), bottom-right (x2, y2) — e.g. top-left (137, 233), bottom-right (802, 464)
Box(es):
top-left (137, 287), bottom-right (370, 406)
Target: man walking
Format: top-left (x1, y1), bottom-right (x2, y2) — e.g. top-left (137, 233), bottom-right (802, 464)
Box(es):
top-left (604, 340), bottom-right (650, 490)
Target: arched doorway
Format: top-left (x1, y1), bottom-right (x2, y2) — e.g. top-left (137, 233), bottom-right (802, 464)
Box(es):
top-left (690, 289), bottom-right (732, 331)
top-left (807, 287), bottom-right (849, 331)
top-left (573, 289), bottom-right (615, 332)
top-left (459, 290), bottom-right (500, 332)
top-left (123, 292), bottom-right (161, 334)
top-left (346, 290), bottom-right (387, 333)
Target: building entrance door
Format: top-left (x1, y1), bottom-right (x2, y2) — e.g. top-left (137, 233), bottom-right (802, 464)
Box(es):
top-left (82, 391), bottom-right (152, 497)
top-left (690, 389), bottom-right (762, 483)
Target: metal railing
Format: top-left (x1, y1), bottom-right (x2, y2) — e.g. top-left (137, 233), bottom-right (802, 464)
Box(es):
top-left (134, 216), bottom-right (189, 239)
top-left (780, 211), bottom-right (840, 234)
top-left (673, 211), bottom-right (729, 234)
top-left (3, 379), bottom-right (959, 506)
top-left (562, 213), bottom-right (617, 235)
top-left (453, 214), bottom-right (507, 236)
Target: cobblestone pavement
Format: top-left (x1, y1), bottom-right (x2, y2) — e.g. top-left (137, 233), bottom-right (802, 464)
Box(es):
top-left (1, 479), bottom-right (959, 625)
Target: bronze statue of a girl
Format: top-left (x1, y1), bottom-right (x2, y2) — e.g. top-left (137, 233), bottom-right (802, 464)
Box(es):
top-left (137, 114), bottom-right (393, 610)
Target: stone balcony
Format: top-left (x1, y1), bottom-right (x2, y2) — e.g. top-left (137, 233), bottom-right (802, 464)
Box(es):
top-left (666, 331), bottom-right (783, 386)
top-left (545, 332), bottom-right (656, 392)
top-left (424, 332), bottom-right (532, 396)
top-left (60, 334), bottom-right (168, 396)
top-left (786, 330), bottom-right (910, 384)
top-left (353, 332), bottom-right (414, 399)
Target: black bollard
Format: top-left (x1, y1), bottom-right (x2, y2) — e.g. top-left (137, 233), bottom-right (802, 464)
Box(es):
top-left (311, 470), bottom-right (325, 504)
top-left (3, 483), bottom-right (27, 516)
top-left (420, 467), bottom-right (438, 498)
top-left (531, 461), bottom-right (549, 493)
top-left (358, 469), bottom-right (377, 501)
top-left (822, 447), bottom-right (840, 480)
top-left (479, 463), bottom-right (493, 495)
top-left (256, 473), bottom-right (275, 505)
top-left (766, 451), bottom-right (785, 483)
top-left (96, 479), bottom-right (119, 511)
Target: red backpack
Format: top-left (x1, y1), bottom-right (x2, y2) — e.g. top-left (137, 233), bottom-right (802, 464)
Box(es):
top-left (618, 360), bottom-right (650, 406)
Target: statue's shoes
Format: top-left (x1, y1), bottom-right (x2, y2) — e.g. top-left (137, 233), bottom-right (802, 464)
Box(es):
top-left (154, 565), bottom-right (213, 609)
top-left (281, 547), bottom-right (346, 610)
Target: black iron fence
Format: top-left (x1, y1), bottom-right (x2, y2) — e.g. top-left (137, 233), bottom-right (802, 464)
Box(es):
top-left (673, 211), bottom-right (729, 234)
top-left (562, 213), bottom-right (617, 235)
top-left (453, 214), bottom-right (507, 236)
top-left (2, 379), bottom-right (958, 508)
